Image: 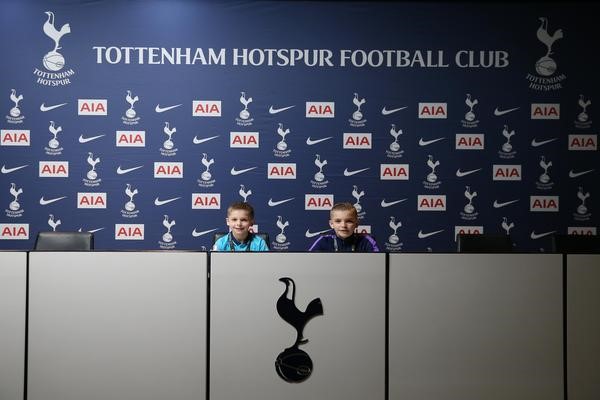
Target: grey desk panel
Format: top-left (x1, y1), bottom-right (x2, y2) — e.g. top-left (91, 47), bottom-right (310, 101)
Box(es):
top-left (389, 254), bottom-right (563, 400)
top-left (567, 255), bottom-right (600, 400)
top-left (28, 252), bottom-right (207, 400)
top-left (0, 252), bottom-right (26, 400)
top-left (210, 253), bottom-right (386, 400)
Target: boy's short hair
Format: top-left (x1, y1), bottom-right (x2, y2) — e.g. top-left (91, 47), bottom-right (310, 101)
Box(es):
top-left (227, 201), bottom-right (255, 220)
top-left (330, 202), bottom-right (358, 220)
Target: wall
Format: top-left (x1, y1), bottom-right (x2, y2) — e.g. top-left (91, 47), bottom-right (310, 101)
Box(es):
top-left (0, 1), bottom-right (597, 251)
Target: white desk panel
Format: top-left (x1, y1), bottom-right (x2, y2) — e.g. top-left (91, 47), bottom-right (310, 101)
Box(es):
top-left (28, 252), bottom-right (207, 400)
top-left (0, 252), bottom-right (26, 400)
top-left (389, 254), bottom-right (563, 400)
top-left (210, 253), bottom-right (386, 400)
top-left (567, 255), bottom-right (600, 400)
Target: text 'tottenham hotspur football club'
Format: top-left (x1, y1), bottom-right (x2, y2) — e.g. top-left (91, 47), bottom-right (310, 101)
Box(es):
top-left (92, 47), bottom-right (510, 68)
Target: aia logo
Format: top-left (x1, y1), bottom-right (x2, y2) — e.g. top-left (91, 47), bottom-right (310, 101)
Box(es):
top-left (114, 223), bottom-right (144, 240)
top-left (454, 226), bottom-right (483, 241)
top-left (455, 134), bottom-right (484, 150)
top-left (193, 100), bottom-right (221, 117)
top-left (417, 195), bottom-right (447, 211)
top-left (305, 194), bottom-right (334, 210)
top-left (0, 223), bottom-right (29, 240)
top-left (418, 103), bottom-right (447, 119)
top-left (567, 227), bottom-right (596, 235)
top-left (39, 161), bottom-right (68, 177)
top-left (116, 130), bottom-right (146, 147)
top-left (356, 225), bottom-right (371, 234)
top-left (493, 165), bottom-right (522, 181)
top-left (77, 192), bottom-right (107, 209)
top-left (380, 164), bottom-right (409, 180)
top-left (343, 133), bottom-right (372, 149)
top-left (230, 132), bottom-right (259, 148)
top-left (154, 162), bottom-right (183, 178)
top-left (531, 103), bottom-right (560, 119)
top-left (568, 134), bottom-right (597, 150)
top-left (305, 102), bottom-right (334, 118)
top-left (268, 163), bottom-right (297, 179)
top-left (530, 196), bottom-right (559, 212)
top-left (78, 99), bottom-right (107, 116)
top-left (1, 130), bottom-right (30, 146)
top-left (191, 193), bottom-right (221, 209)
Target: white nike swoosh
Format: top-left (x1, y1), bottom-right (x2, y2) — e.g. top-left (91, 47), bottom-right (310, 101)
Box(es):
top-left (569, 169), bottom-right (595, 178)
top-left (418, 137), bottom-right (445, 146)
top-left (230, 166), bottom-right (257, 176)
top-left (305, 229), bottom-right (331, 238)
top-left (381, 106), bottom-right (408, 115)
top-left (269, 105), bottom-right (295, 114)
top-left (531, 138), bottom-right (558, 147)
top-left (79, 134), bottom-right (105, 143)
top-left (418, 229), bottom-right (444, 239)
top-left (306, 136), bottom-right (333, 145)
top-left (193, 135), bottom-right (219, 144)
top-left (40, 102), bottom-right (68, 112)
top-left (155, 104), bottom-right (182, 113)
top-left (381, 198), bottom-right (408, 208)
top-left (530, 230), bottom-right (556, 240)
top-left (493, 199), bottom-right (519, 208)
top-left (494, 107), bottom-right (519, 116)
top-left (268, 198), bottom-right (295, 207)
top-left (154, 197), bottom-right (180, 206)
top-left (39, 196), bottom-right (67, 205)
top-left (343, 167), bottom-right (370, 176)
top-left (116, 165), bottom-right (143, 175)
top-left (1, 164), bottom-right (28, 174)
top-left (456, 168), bottom-right (482, 177)
top-left (78, 227), bottom-right (105, 233)
top-left (192, 228), bottom-right (218, 237)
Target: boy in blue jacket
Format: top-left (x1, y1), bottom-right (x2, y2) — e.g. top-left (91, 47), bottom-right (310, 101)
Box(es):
top-left (213, 202), bottom-right (269, 251)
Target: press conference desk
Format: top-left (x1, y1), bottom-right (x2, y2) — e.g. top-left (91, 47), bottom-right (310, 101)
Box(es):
top-left (0, 252), bottom-right (596, 400)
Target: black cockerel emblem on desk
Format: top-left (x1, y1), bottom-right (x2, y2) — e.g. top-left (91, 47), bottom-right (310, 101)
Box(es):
top-left (275, 277), bottom-right (324, 383)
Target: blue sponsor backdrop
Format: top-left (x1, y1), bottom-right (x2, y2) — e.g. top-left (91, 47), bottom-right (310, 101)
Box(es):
top-left (0, 0), bottom-right (598, 251)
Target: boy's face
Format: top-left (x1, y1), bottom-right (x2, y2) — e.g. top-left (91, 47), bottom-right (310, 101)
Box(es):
top-left (329, 210), bottom-right (358, 239)
top-left (226, 209), bottom-right (254, 241)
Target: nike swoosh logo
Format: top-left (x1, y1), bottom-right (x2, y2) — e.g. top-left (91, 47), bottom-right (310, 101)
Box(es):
top-left (494, 107), bottom-right (519, 116)
top-left (493, 199), bottom-right (519, 208)
top-left (230, 166), bottom-right (257, 176)
top-left (78, 227), bottom-right (105, 233)
top-left (154, 197), bottom-right (181, 206)
top-left (306, 136), bottom-right (333, 145)
top-left (418, 137), bottom-right (445, 146)
top-left (78, 134), bottom-right (105, 143)
top-left (39, 196), bottom-right (67, 205)
top-left (40, 102), bottom-right (67, 112)
top-left (456, 168), bottom-right (482, 177)
top-left (155, 104), bottom-right (182, 113)
top-left (418, 229), bottom-right (444, 239)
top-left (343, 167), bottom-right (370, 176)
top-left (116, 165), bottom-right (143, 175)
top-left (193, 135), bottom-right (219, 144)
top-left (192, 228), bottom-right (218, 237)
top-left (381, 198), bottom-right (408, 208)
top-left (269, 105), bottom-right (295, 114)
top-left (569, 169), bottom-right (595, 178)
top-left (268, 198), bottom-right (295, 207)
top-left (381, 106), bottom-right (408, 115)
top-left (530, 230), bottom-right (556, 240)
top-left (531, 138), bottom-right (558, 147)
top-left (305, 229), bottom-right (331, 238)
top-left (1, 164), bottom-right (28, 174)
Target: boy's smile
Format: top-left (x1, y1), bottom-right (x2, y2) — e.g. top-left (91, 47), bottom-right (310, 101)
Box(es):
top-left (329, 210), bottom-right (358, 239)
top-left (226, 209), bottom-right (254, 241)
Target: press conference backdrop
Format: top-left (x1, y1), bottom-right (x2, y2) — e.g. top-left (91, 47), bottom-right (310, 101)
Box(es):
top-left (0, 1), bottom-right (597, 251)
